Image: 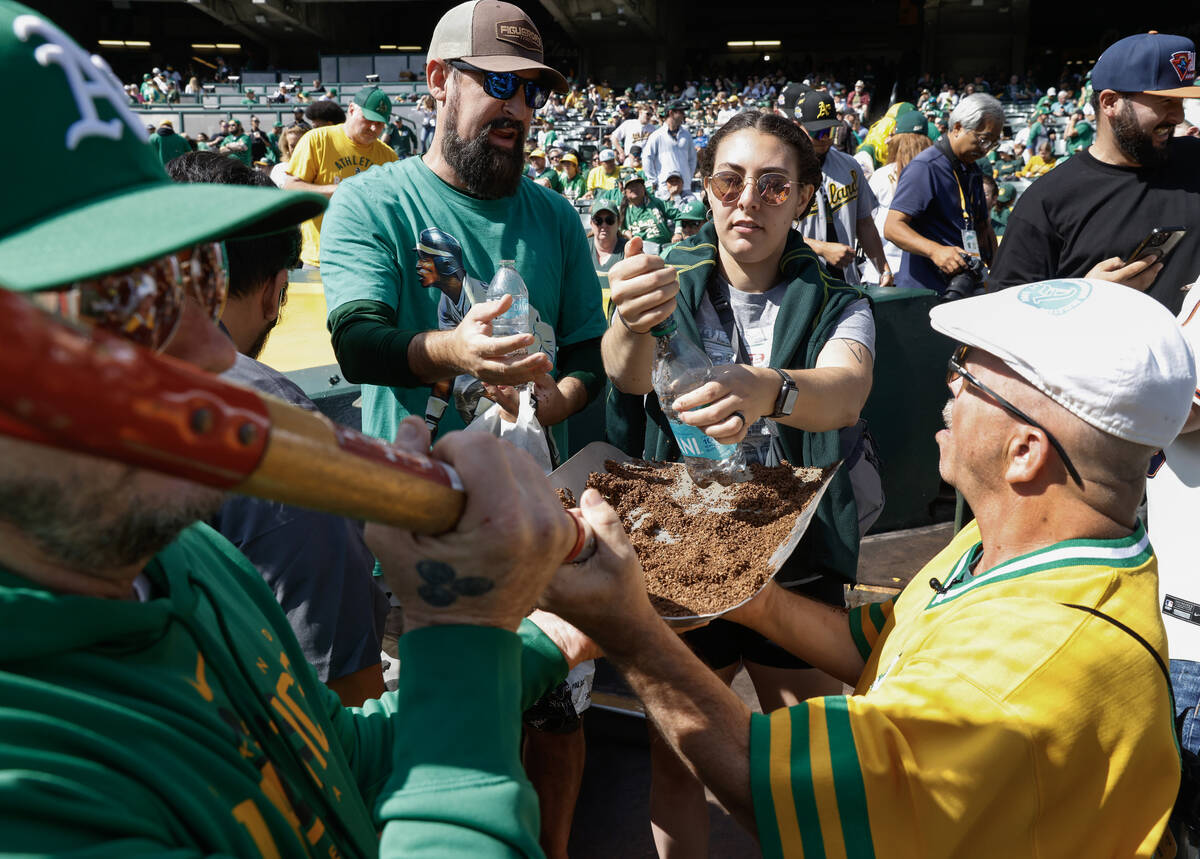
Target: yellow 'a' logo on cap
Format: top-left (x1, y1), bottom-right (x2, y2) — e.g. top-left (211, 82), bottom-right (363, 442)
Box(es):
top-left (14, 14), bottom-right (144, 150)
top-left (817, 101), bottom-right (832, 119)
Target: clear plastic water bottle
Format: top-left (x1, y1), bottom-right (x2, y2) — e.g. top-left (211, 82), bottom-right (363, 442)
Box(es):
top-left (488, 260), bottom-right (530, 349)
top-left (650, 317), bottom-right (748, 487)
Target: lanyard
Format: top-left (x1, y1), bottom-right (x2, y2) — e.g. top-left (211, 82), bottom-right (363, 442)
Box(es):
top-left (936, 135), bottom-right (974, 230)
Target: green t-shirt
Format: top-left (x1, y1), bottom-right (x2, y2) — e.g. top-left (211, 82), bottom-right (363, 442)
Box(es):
top-left (533, 166), bottom-right (564, 193)
top-left (1066, 120), bottom-right (1093, 155)
top-left (994, 158), bottom-right (1021, 180)
top-left (603, 190), bottom-right (673, 243)
top-left (320, 157), bottom-right (608, 454)
top-left (991, 206), bottom-right (1011, 238)
top-left (560, 171), bottom-right (587, 200)
top-left (221, 133), bottom-right (253, 166)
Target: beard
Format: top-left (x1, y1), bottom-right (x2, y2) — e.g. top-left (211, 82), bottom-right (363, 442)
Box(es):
top-left (0, 455), bottom-right (225, 572)
top-left (246, 318), bottom-right (278, 361)
top-left (943, 398), bottom-right (954, 430)
top-left (440, 94), bottom-right (527, 199)
top-left (1111, 100), bottom-right (1171, 169)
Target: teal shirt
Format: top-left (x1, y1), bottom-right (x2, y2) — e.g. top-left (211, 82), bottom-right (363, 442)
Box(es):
top-left (321, 157), bottom-right (608, 454)
top-left (533, 165), bottom-right (564, 193)
top-left (0, 523), bottom-right (567, 856)
top-left (221, 132), bottom-right (253, 166)
top-left (1066, 120), bottom-right (1094, 155)
top-left (603, 190), bottom-right (673, 243)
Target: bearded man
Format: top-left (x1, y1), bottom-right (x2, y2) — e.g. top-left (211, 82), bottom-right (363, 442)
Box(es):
top-left (989, 32), bottom-right (1200, 313)
top-left (321, 0), bottom-right (606, 455)
top-left (319, 7), bottom-right (607, 854)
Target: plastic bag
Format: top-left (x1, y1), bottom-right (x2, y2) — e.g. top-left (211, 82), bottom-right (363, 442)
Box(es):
top-left (464, 386), bottom-right (557, 474)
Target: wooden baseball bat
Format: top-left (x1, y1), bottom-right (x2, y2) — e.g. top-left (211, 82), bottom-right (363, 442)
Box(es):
top-left (0, 289), bottom-right (593, 562)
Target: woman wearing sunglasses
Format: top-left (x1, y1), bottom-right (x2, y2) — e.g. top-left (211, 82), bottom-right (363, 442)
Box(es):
top-left (588, 198), bottom-right (626, 273)
top-left (601, 110), bottom-right (876, 858)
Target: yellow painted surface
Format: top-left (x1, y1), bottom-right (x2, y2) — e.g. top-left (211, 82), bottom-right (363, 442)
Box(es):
top-left (258, 281), bottom-right (336, 373)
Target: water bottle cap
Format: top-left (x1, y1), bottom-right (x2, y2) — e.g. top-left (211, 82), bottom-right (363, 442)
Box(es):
top-left (650, 317), bottom-right (677, 337)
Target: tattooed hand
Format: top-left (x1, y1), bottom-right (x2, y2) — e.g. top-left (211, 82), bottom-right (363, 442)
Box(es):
top-left (365, 417), bottom-right (578, 631)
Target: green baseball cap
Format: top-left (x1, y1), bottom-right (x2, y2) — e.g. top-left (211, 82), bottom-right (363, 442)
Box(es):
top-left (997, 183), bottom-right (1015, 204)
top-left (589, 197), bottom-right (618, 217)
top-left (892, 110), bottom-right (928, 136)
top-left (677, 199), bottom-right (707, 222)
top-left (0, 1), bottom-right (326, 292)
top-left (619, 167), bottom-right (646, 187)
top-left (354, 85), bottom-right (392, 123)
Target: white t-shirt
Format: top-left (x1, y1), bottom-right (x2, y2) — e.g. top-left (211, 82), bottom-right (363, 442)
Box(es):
top-left (613, 119), bottom-right (658, 154)
top-left (1148, 284), bottom-right (1200, 662)
top-left (863, 162), bottom-right (904, 282)
top-left (694, 277), bottom-right (874, 464)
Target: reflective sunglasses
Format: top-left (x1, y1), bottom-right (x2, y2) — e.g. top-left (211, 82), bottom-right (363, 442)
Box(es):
top-left (592, 213), bottom-right (617, 226)
top-left (707, 171), bottom-right (797, 206)
top-left (38, 243), bottom-right (229, 352)
top-left (947, 345), bottom-right (1082, 486)
top-left (448, 60), bottom-right (549, 110)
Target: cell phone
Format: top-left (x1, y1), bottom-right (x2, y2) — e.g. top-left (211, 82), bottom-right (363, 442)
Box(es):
top-left (1123, 227), bottom-right (1187, 265)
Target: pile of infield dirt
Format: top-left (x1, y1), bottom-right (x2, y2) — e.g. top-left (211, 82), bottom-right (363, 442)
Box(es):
top-left (578, 459), bottom-right (830, 618)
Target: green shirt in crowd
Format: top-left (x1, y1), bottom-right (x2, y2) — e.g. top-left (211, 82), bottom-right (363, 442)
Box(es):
top-left (1066, 120), bottom-right (1094, 155)
top-left (221, 132), bottom-right (253, 166)
top-left (560, 170), bottom-right (587, 200)
top-left (0, 523), bottom-right (568, 856)
top-left (604, 189), bottom-right (673, 244)
top-left (320, 157), bottom-right (608, 455)
top-left (533, 165), bottom-right (564, 193)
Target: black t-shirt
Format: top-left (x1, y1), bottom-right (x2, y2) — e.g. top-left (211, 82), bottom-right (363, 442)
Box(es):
top-left (990, 137), bottom-right (1200, 313)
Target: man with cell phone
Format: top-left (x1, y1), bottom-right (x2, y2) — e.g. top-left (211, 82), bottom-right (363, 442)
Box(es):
top-left (990, 32), bottom-right (1200, 312)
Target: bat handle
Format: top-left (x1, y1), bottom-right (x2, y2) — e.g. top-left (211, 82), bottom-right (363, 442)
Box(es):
top-left (563, 508), bottom-right (596, 563)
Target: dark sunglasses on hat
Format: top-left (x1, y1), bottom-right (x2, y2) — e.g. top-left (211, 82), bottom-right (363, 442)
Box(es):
top-left (448, 60), bottom-right (549, 110)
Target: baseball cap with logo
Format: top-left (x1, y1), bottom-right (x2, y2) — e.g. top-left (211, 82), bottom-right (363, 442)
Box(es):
top-left (589, 197), bottom-right (618, 218)
top-left (620, 167), bottom-right (646, 187)
top-left (795, 90), bottom-right (839, 132)
top-left (0, 0), bottom-right (325, 292)
top-left (560, 152), bottom-right (578, 165)
top-left (1091, 32), bottom-right (1199, 97)
top-left (428, 0), bottom-right (568, 92)
top-left (598, 148), bottom-right (616, 162)
top-left (677, 199), bottom-right (707, 222)
top-left (996, 184), bottom-right (1015, 204)
top-left (530, 148), bottom-right (546, 158)
top-left (892, 110), bottom-right (928, 136)
top-left (930, 279), bottom-right (1196, 448)
top-left (353, 85), bottom-right (392, 122)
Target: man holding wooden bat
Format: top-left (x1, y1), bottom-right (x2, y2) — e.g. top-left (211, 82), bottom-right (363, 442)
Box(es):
top-left (0, 2), bottom-right (595, 855)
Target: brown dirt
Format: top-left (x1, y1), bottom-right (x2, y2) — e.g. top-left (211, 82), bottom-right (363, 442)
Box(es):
top-left (584, 459), bottom-right (830, 617)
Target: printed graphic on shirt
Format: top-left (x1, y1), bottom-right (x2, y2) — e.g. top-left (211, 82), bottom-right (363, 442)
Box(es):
top-left (802, 169), bottom-right (861, 219)
top-left (414, 227), bottom-right (555, 430)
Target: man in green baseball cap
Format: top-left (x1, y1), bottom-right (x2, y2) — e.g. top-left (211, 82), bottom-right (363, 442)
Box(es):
top-left (283, 83), bottom-right (399, 267)
top-left (0, 1), bottom-right (591, 854)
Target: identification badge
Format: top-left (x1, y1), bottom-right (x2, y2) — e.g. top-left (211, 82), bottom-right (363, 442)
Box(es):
top-left (961, 229), bottom-right (981, 259)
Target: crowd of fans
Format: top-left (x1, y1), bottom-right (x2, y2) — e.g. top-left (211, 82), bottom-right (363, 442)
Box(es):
top-left (8, 0), bottom-right (1200, 855)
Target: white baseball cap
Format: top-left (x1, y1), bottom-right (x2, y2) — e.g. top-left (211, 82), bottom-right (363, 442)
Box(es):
top-left (930, 279), bottom-right (1197, 449)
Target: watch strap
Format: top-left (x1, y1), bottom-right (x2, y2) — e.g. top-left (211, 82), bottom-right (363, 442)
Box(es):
top-left (769, 367), bottom-right (798, 418)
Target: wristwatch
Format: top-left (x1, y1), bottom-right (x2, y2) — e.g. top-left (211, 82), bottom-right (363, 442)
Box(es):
top-left (768, 367), bottom-right (799, 419)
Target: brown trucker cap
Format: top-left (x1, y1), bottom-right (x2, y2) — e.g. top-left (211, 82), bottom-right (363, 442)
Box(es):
top-left (428, 0), bottom-right (569, 92)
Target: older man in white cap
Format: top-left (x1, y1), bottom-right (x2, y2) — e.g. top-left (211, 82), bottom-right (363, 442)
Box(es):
top-left (544, 279), bottom-right (1194, 857)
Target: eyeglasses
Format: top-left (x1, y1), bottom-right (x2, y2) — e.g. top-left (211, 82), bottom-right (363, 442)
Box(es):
top-left (592, 214), bottom-right (617, 226)
top-left (947, 345), bottom-right (1082, 486)
top-left (970, 130), bottom-right (999, 152)
top-left (38, 243), bottom-right (228, 352)
top-left (707, 171), bottom-right (797, 206)
top-left (448, 60), bottom-right (549, 110)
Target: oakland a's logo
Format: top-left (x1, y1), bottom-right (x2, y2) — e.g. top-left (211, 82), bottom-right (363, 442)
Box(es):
top-left (13, 15), bottom-right (144, 150)
top-left (816, 101), bottom-right (832, 119)
top-left (1169, 50), bottom-right (1195, 83)
top-left (1017, 279), bottom-right (1093, 315)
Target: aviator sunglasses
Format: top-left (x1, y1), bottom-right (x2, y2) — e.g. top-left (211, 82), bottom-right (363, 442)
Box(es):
top-left (38, 243), bottom-right (229, 352)
top-left (448, 60), bottom-right (549, 110)
top-left (707, 171), bottom-right (797, 206)
top-left (947, 345), bottom-right (1083, 486)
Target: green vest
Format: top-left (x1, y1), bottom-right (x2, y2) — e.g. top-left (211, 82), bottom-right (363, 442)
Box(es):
top-left (606, 222), bottom-right (868, 583)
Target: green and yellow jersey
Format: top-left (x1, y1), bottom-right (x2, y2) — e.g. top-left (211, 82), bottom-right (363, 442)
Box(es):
top-left (751, 520), bottom-right (1177, 858)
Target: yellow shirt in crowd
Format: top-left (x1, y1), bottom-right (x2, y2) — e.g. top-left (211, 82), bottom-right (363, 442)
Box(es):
top-left (286, 123), bottom-right (397, 267)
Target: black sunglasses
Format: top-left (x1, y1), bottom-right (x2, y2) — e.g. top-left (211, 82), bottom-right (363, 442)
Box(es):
top-left (592, 213), bottom-right (617, 226)
top-left (947, 345), bottom-right (1083, 486)
top-left (448, 60), bottom-right (549, 110)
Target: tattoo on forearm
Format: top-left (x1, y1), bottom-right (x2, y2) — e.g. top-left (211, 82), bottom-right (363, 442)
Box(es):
top-left (415, 560), bottom-right (494, 607)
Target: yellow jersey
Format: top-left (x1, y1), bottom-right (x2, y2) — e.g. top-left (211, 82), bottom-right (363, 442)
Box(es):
top-left (751, 520), bottom-right (1178, 858)
top-left (286, 124), bottom-right (397, 267)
